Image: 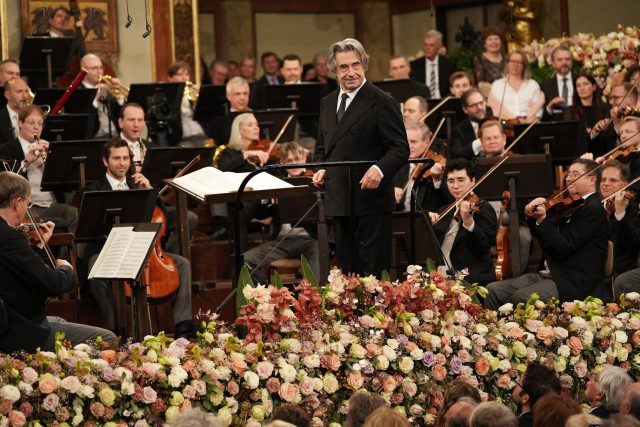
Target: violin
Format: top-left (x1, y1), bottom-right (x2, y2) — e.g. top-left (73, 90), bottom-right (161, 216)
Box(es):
top-left (417, 151), bottom-right (447, 180)
top-left (608, 145), bottom-right (638, 163)
top-left (247, 138), bottom-right (281, 164)
top-left (18, 222), bottom-right (48, 246)
top-left (604, 190), bottom-right (636, 216)
top-left (453, 193), bottom-right (482, 222)
top-left (524, 192), bottom-right (585, 218)
top-left (495, 191), bottom-right (512, 280)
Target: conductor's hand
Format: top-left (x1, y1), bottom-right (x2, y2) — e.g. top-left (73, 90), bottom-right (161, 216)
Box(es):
top-left (312, 170), bottom-right (326, 188)
top-left (56, 259), bottom-right (73, 270)
top-left (360, 166), bottom-right (382, 190)
top-left (132, 173), bottom-right (151, 189)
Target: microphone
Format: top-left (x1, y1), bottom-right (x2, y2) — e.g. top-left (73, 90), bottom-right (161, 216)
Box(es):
top-left (430, 1), bottom-right (435, 17)
top-left (125, 0), bottom-right (133, 28)
top-left (142, 23), bottom-right (152, 38)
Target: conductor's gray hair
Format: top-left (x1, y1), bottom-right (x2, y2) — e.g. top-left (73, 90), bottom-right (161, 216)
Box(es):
top-left (327, 38), bottom-right (369, 73)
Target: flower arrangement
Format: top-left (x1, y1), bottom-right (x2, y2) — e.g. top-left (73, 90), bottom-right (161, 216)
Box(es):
top-left (522, 25), bottom-right (640, 92)
top-left (1, 266), bottom-right (640, 426)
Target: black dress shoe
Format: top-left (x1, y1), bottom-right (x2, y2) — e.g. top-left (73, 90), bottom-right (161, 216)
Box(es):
top-left (174, 320), bottom-right (197, 339)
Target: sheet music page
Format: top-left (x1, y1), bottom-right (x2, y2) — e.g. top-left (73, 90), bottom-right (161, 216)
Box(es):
top-left (88, 227), bottom-right (156, 280)
top-left (172, 166), bottom-right (294, 197)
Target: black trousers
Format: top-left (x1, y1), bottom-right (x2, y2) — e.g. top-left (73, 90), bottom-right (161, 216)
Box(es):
top-left (334, 213), bottom-right (391, 277)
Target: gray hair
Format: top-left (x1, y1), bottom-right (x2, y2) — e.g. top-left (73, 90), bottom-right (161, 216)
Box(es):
top-left (312, 51), bottom-right (329, 63)
top-left (405, 120), bottom-right (431, 141)
top-left (327, 38), bottom-right (369, 73)
top-left (550, 44), bottom-right (572, 61)
top-left (163, 408), bottom-right (224, 426)
top-left (565, 413), bottom-right (603, 427)
top-left (0, 172), bottom-right (30, 209)
top-left (470, 402), bottom-right (516, 427)
top-left (225, 76), bottom-right (249, 94)
top-left (600, 365), bottom-right (633, 411)
top-left (424, 30), bottom-right (443, 43)
top-left (228, 113), bottom-right (256, 151)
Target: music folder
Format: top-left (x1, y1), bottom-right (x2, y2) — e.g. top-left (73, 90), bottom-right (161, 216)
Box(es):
top-left (88, 223), bottom-right (160, 281)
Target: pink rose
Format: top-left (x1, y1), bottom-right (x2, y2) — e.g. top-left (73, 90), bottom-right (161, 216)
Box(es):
top-left (300, 377), bottom-right (316, 395)
top-left (38, 378), bottom-right (58, 394)
top-left (475, 358), bottom-right (489, 376)
top-left (21, 368), bottom-right (38, 385)
top-left (182, 385), bottom-right (196, 400)
top-left (227, 381), bottom-right (240, 395)
top-left (432, 365), bottom-right (447, 381)
top-left (42, 393), bottom-right (60, 411)
top-left (256, 361), bottom-right (274, 379)
top-left (496, 374), bottom-right (511, 389)
top-left (142, 386), bottom-right (157, 404)
top-left (8, 410), bottom-right (26, 427)
top-left (509, 327), bottom-right (525, 340)
top-left (61, 376), bottom-right (81, 394)
top-left (279, 382), bottom-right (297, 402)
top-left (382, 376), bottom-right (398, 392)
top-left (266, 378), bottom-right (280, 394)
top-left (536, 326), bottom-right (555, 346)
top-left (322, 354), bottom-right (341, 372)
top-left (346, 372), bottom-right (364, 390)
top-left (231, 359), bottom-right (248, 375)
top-left (366, 343), bottom-right (382, 357)
top-left (403, 380), bottom-right (418, 397)
top-left (140, 363), bottom-right (159, 378)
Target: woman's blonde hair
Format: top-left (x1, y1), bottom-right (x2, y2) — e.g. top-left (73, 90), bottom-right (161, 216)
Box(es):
top-left (228, 113), bottom-right (257, 150)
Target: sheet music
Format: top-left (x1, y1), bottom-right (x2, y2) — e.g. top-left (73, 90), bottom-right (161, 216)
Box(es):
top-left (172, 166), bottom-right (293, 199)
top-left (89, 227), bottom-right (157, 280)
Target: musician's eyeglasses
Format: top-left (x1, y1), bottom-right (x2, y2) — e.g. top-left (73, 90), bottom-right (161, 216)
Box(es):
top-left (466, 100), bottom-right (486, 109)
top-left (19, 197), bottom-right (33, 208)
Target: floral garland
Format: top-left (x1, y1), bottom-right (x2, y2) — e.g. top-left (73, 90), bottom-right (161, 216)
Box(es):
top-left (1, 267), bottom-right (639, 426)
top-left (522, 25), bottom-right (640, 92)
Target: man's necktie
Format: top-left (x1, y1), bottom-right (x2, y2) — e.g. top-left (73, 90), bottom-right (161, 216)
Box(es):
top-left (429, 62), bottom-right (437, 97)
top-left (117, 182), bottom-right (128, 190)
top-left (337, 93), bottom-right (349, 123)
top-left (562, 77), bottom-right (568, 104)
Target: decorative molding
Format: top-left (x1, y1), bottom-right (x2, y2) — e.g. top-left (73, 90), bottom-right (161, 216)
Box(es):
top-left (0, 0), bottom-right (9, 59)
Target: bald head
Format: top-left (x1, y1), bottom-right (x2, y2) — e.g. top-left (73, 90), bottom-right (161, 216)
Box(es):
top-left (81, 54), bottom-right (104, 86)
top-left (4, 78), bottom-right (30, 112)
top-left (445, 398), bottom-right (478, 427)
top-left (0, 60), bottom-right (20, 87)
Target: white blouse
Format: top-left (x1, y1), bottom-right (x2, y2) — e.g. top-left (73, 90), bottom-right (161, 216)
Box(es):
top-left (490, 77), bottom-right (543, 118)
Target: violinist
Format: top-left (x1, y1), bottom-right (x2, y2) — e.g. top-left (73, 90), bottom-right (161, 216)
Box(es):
top-left (590, 82), bottom-right (638, 156)
top-left (476, 120), bottom-right (507, 158)
top-left (392, 121), bottom-right (441, 212)
top-left (243, 141), bottom-right (320, 285)
top-left (428, 159), bottom-right (498, 286)
top-left (82, 138), bottom-right (196, 339)
top-left (0, 105), bottom-right (78, 232)
top-left (449, 88), bottom-right (491, 160)
top-left (485, 158), bottom-right (609, 309)
top-left (0, 171), bottom-right (115, 353)
top-left (599, 161), bottom-right (640, 278)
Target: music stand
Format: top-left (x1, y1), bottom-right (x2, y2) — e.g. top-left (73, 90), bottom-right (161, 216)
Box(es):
top-left (425, 98), bottom-right (465, 138)
top-left (391, 211), bottom-right (445, 279)
top-left (511, 121), bottom-right (582, 164)
top-left (475, 154), bottom-right (554, 275)
top-left (253, 109), bottom-right (297, 142)
top-left (141, 147), bottom-right (214, 188)
top-left (33, 88), bottom-right (98, 114)
top-left (75, 189), bottom-right (157, 243)
top-left (193, 84), bottom-right (228, 121)
top-left (19, 37), bottom-right (74, 88)
top-left (42, 114), bottom-right (92, 141)
top-left (265, 83), bottom-right (323, 115)
top-left (372, 79), bottom-right (415, 103)
top-left (41, 139), bottom-right (107, 191)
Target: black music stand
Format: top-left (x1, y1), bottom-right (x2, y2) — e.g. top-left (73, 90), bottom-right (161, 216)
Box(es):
top-left (41, 139), bottom-right (107, 191)
top-left (265, 83), bottom-right (323, 115)
top-left (475, 154), bottom-right (554, 275)
top-left (193, 84), bottom-right (228, 121)
top-left (253, 109), bottom-right (297, 142)
top-left (391, 211), bottom-right (445, 279)
top-left (33, 88), bottom-right (97, 114)
top-left (141, 147), bottom-right (214, 188)
top-left (512, 121), bottom-right (582, 164)
top-left (42, 114), bottom-right (92, 141)
top-left (20, 37), bottom-right (74, 88)
top-left (425, 98), bottom-right (465, 140)
top-left (372, 79), bottom-right (415, 103)
top-left (128, 83), bottom-right (185, 146)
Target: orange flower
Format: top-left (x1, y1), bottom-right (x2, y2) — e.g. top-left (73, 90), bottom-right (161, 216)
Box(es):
top-left (100, 350), bottom-right (116, 363)
top-left (475, 357), bottom-right (490, 376)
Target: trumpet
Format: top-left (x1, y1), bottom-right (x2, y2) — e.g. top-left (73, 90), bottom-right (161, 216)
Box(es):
top-left (98, 74), bottom-right (130, 101)
top-left (184, 80), bottom-right (199, 102)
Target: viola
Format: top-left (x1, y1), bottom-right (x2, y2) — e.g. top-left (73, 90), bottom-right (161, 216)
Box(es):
top-left (495, 191), bottom-right (512, 280)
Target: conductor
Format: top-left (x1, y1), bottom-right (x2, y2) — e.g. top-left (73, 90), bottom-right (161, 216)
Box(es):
top-left (313, 38), bottom-right (409, 276)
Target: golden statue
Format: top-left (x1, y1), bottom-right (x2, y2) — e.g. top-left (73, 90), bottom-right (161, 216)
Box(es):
top-left (502, 0), bottom-right (541, 52)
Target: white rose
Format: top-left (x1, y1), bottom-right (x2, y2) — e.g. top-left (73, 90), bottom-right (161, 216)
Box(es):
top-left (554, 357), bottom-right (567, 372)
top-left (0, 385), bottom-right (20, 402)
top-left (625, 292), bottom-right (640, 301)
top-left (350, 344), bottom-right (366, 359)
top-left (279, 364), bottom-right (297, 383)
top-left (382, 345), bottom-right (397, 362)
top-left (474, 324), bottom-right (489, 334)
top-left (387, 339), bottom-right (399, 350)
top-left (398, 357), bottom-right (414, 374)
top-left (497, 344), bottom-right (510, 358)
top-left (410, 348), bottom-right (424, 360)
top-left (558, 345), bottom-right (571, 358)
top-left (303, 354), bottom-right (320, 369)
top-left (121, 381), bottom-right (135, 396)
top-left (618, 347), bottom-right (629, 362)
top-left (243, 371), bottom-right (260, 389)
top-left (583, 330), bottom-right (594, 345)
top-left (217, 407), bottom-right (233, 426)
top-left (374, 355), bottom-right (390, 370)
top-left (615, 331), bottom-right (628, 343)
top-left (498, 303), bottom-right (514, 315)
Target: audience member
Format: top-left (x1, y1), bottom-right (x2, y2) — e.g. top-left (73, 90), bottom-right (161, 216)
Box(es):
top-left (565, 413), bottom-right (603, 427)
top-left (436, 380), bottom-right (482, 427)
top-left (346, 390), bottom-right (387, 427)
top-left (450, 71), bottom-right (474, 98)
top-left (389, 55), bottom-right (430, 99)
top-left (541, 45), bottom-right (575, 121)
top-left (473, 27), bottom-right (505, 86)
top-left (362, 406), bottom-right (410, 427)
top-left (532, 394), bottom-right (581, 427)
top-left (269, 403), bottom-right (310, 427)
top-left (586, 365), bottom-right (633, 419)
top-left (512, 361), bottom-right (562, 427)
top-left (0, 59), bottom-right (20, 87)
top-left (604, 414), bottom-right (640, 427)
top-left (445, 397), bottom-right (479, 427)
top-left (240, 56), bottom-right (257, 82)
top-left (620, 382), bottom-right (640, 419)
top-left (470, 402), bottom-right (516, 427)
top-left (410, 30), bottom-right (456, 98)
top-left (209, 59), bottom-right (229, 85)
top-left (165, 408), bottom-right (223, 427)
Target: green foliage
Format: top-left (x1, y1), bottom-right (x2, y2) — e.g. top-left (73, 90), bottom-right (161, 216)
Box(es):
top-left (449, 44), bottom-right (482, 74)
top-left (236, 265), bottom-right (253, 316)
top-left (381, 270), bottom-right (391, 282)
top-left (300, 254), bottom-right (319, 289)
top-left (271, 271), bottom-right (283, 289)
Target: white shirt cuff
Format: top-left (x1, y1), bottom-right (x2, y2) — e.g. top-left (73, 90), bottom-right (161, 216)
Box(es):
top-left (471, 139), bottom-right (482, 155)
top-left (372, 165), bottom-right (384, 178)
top-left (463, 220), bottom-right (475, 231)
top-left (615, 211), bottom-right (626, 221)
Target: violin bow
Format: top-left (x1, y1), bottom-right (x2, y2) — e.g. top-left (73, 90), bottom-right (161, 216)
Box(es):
top-left (418, 96), bottom-right (453, 122)
top-left (601, 175), bottom-right (640, 205)
top-left (501, 118), bottom-right (538, 154)
top-left (402, 116), bottom-right (447, 192)
top-left (497, 73), bottom-right (510, 121)
top-left (266, 113), bottom-right (295, 157)
top-left (24, 209), bottom-right (56, 268)
top-left (158, 154), bottom-right (202, 197)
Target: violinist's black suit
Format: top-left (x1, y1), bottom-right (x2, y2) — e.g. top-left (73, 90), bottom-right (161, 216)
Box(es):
top-left (314, 81), bottom-right (409, 275)
top-left (485, 193), bottom-right (609, 309)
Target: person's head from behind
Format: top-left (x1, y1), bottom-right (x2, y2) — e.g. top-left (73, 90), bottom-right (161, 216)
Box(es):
top-left (470, 402), bottom-right (516, 427)
top-left (0, 171), bottom-right (31, 228)
top-left (102, 138), bottom-right (133, 180)
top-left (445, 397), bottom-right (479, 427)
top-left (164, 407), bottom-right (223, 427)
top-left (603, 414), bottom-right (640, 427)
top-left (517, 361), bottom-right (561, 412)
top-left (591, 365), bottom-right (633, 412)
top-left (362, 406), bottom-right (410, 427)
top-left (532, 393), bottom-right (581, 427)
top-left (437, 381), bottom-right (482, 426)
top-left (269, 403), bottom-right (310, 427)
top-left (347, 390), bottom-right (387, 427)
top-left (619, 382), bottom-right (640, 418)
top-left (565, 413), bottom-right (603, 427)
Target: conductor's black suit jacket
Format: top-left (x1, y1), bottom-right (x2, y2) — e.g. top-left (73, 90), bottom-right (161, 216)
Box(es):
top-left (0, 217), bottom-right (75, 353)
top-left (314, 81), bottom-right (409, 217)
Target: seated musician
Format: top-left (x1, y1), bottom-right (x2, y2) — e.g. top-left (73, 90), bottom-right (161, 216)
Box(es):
top-left (427, 158), bottom-right (498, 286)
top-left (590, 83), bottom-right (639, 157)
top-left (449, 88), bottom-right (491, 160)
top-left (0, 59), bottom-right (20, 88)
top-left (280, 54), bottom-right (318, 150)
top-left (402, 96), bottom-right (428, 124)
top-left (118, 102), bottom-right (198, 254)
top-left (215, 112), bottom-right (271, 252)
top-left (0, 77), bottom-right (30, 145)
top-left (598, 161), bottom-right (640, 282)
top-left (392, 121), bottom-right (441, 212)
top-left (83, 138), bottom-right (196, 339)
top-left (80, 53), bottom-right (123, 139)
top-left (166, 60), bottom-right (207, 146)
top-left (209, 77), bottom-right (251, 146)
top-left (388, 56), bottom-right (430, 100)
top-left (449, 71), bottom-right (474, 98)
top-left (485, 158), bottom-right (609, 310)
top-left (243, 141), bottom-right (320, 284)
top-left (0, 171), bottom-right (115, 353)
top-left (0, 105), bottom-right (78, 232)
